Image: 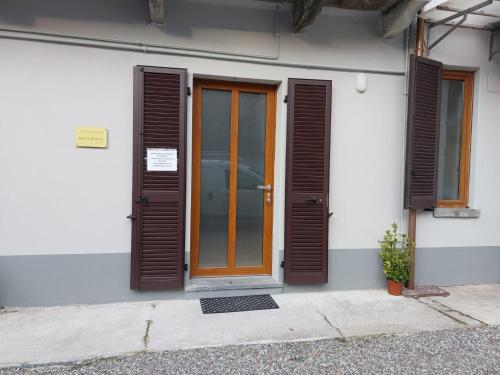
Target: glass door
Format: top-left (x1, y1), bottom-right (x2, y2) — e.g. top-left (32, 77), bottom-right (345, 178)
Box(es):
top-left (190, 80), bottom-right (276, 277)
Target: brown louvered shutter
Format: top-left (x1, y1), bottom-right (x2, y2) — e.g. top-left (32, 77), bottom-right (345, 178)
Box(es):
top-left (284, 79), bottom-right (332, 284)
top-left (404, 55), bottom-right (443, 209)
top-left (130, 66), bottom-right (187, 289)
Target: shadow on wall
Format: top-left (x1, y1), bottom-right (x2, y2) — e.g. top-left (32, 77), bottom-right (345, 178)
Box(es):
top-left (0, 0), bottom-right (401, 48)
top-left (160, 0), bottom-right (275, 37)
top-left (0, 0), bottom-right (275, 37)
top-left (0, 0), bottom-right (149, 26)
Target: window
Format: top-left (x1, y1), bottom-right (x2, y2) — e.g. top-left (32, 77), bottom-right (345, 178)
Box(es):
top-left (437, 70), bottom-right (474, 208)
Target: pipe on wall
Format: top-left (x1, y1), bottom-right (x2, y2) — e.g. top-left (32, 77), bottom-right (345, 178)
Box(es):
top-left (399, 25), bottom-right (411, 232)
top-left (3, 5), bottom-right (282, 61)
top-left (407, 16), bottom-right (427, 290)
top-left (0, 24), bottom-right (405, 77)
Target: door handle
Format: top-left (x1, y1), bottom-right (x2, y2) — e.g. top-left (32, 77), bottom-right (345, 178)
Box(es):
top-left (257, 185), bottom-right (272, 206)
top-left (127, 214), bottom-right (136, 220)
top-left (257, 184), bottom-right (272, 192)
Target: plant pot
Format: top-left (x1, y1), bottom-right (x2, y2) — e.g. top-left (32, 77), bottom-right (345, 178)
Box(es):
top-left (387, 279), bottom-right (403, 296)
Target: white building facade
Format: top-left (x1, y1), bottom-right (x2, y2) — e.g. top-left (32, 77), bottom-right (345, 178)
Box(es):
top-left (0, 0), bottom-right (499, 306)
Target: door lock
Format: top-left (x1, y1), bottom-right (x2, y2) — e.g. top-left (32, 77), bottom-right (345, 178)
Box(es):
top-left (266, 192), bottom-right (272, 206)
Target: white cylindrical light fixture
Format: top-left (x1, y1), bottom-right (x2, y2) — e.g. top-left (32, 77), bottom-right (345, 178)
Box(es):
top-left (356, 73), bottom-right (367, 93)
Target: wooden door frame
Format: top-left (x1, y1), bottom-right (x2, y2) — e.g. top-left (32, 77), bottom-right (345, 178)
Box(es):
top-left (190, 79), bottom-right (276, 277)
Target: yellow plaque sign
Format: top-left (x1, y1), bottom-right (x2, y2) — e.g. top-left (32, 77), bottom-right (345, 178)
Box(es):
top-left (75, 128), bottom-right (108, 148)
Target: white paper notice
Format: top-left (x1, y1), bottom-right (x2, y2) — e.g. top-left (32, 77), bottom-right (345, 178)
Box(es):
top-left (147, 148), bottom-right (177, 172)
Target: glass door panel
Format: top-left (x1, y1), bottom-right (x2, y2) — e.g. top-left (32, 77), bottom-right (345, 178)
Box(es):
top-left (198, 89), bottom-right (231, 268)
top-left (236, 92), bottom-right (267, 266)
top-left (438, 79), bottom-right (465, 201)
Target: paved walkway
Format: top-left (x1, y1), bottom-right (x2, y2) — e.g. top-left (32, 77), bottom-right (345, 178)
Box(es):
top-left (0, 284), bottom-right (499, 369)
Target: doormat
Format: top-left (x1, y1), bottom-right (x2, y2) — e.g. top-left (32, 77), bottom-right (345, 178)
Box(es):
top-left (200, 294), bottom-right (279, 314)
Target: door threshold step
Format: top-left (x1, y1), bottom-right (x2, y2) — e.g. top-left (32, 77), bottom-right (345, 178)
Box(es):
top-left (185, 276), bottom-right (283, 299)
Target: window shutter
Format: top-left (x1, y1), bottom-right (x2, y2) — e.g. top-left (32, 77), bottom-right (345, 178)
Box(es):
top-left (404, 55), bottom-right (443, 209)
top-left (130, 66), bottom-right (187, 289)
top-left (284, 79), bottom-right (332, 284)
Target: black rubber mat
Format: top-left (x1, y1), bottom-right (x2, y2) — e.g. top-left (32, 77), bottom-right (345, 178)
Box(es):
top-left (200, 294), bottom-right (279, 314)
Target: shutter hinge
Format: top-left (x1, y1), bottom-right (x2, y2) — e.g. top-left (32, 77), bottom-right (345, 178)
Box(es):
top-left (187, 87), bottom-right (192, 96)
top-left (280, 260), bottom-right (285, 268)
top-left (184, 263), bottom-right (188, 271)
top-left (283, 95), bottom-right (288, 103)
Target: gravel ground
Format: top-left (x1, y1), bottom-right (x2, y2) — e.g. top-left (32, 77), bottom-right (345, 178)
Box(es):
top-left (2, 326), bottom-right (499, 375)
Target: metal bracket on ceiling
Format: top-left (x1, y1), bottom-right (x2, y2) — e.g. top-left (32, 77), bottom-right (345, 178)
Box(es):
top-left (489, 27), bottom-right (500, 60)
top-left (426, 0), bottom-right (493, 51)
top-left (428, 14), bottom-right (468, 50)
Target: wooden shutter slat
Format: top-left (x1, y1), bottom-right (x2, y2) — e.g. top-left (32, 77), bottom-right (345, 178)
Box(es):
top-left (284, 79), bottom-right (332, 284)
top-left (131, 66), bottom-right (187, 290)
top-left (404, 55), bottom-right (443, 209)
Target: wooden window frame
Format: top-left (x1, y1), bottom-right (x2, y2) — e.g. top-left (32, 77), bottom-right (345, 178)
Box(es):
top-left (437, 70), bottom-right (474, 209)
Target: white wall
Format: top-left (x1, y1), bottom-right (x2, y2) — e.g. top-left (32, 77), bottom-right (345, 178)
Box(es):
top-left (1, 0), bottom-right (498, 272)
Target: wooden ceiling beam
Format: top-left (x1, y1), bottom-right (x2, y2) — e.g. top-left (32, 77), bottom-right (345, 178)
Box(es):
top-left (260, 0), bottom-right (428, 36)
top-left (255, 0), bottom-right (401, 11)
top-left (382, 0), bottom-right (427, 38)
top-left (148, 0), bottom-right (165, 24)
top-left (292, 0), bottom-right (324, 32)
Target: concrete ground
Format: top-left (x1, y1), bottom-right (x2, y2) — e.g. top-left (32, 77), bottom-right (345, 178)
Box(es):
top-left (0, 284), bottom-right (499, 369)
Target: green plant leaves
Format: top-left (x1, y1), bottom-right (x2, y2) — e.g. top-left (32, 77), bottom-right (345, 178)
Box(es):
top-left (379, 223), bottom-right (410, 283)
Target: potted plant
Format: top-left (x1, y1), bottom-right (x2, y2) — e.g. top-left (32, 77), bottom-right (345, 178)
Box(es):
top-left (379, 223), bottom-right (411, 296)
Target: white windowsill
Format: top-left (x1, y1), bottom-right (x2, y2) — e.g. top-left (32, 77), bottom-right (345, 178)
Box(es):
top-left (433, 208), bottom-right (480, 218)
